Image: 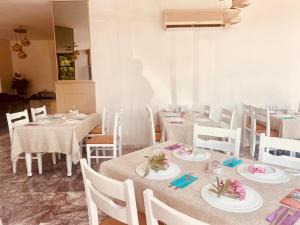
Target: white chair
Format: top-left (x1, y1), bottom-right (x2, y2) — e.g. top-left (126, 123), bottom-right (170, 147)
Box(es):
top-left (31, 106), bottom-right (58, 164)
top-left (259, 134), bottom-right (300, 170)
top-left (219, 108), bottom-right (235, 129)
top-left (89, 107), bottom-right (108, 136)
top-left (241, 103), bottom-right (252, 148)
top-left (203, 105), bottom-right (212, 119)
top-left (6, 110), bottom-right (43, 176)
top-left (143, 189), bottom-right (210, 225)
top-left (193, 125), bottom-right (241, 157)
top-left (30, 105), bottom-right (47, 122)
top-left (80, 158), bottom-right (145, 225)
top-left (250, 106), bottom-right (279, 157)
top-left (146, 105), bottom-right (161, 146)
top-left (86, 112), bottom-right (122, 166)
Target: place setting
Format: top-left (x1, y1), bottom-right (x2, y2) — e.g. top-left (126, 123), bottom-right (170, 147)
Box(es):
top-left (171, 144), bottom-right (211, 162)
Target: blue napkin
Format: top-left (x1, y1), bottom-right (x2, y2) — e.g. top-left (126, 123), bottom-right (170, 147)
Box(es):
top-left (223, 157), bottom-right (243, 168)
top-left (170, 174), bottom-right (198, 189)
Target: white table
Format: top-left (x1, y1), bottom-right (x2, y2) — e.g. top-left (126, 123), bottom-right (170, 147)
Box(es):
top-left (270, 113), bottom-right (300, 139)
top-left (11, 113), bottom-right (99, 176)
top-left (159, 111), bottom-right (219, 145)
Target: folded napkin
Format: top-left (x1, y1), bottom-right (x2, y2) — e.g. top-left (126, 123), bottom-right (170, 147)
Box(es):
top-left (223, 157), bottom-right (243, 168)
top-left (170, 174), bottom-right (198, 189)
top-left (164, 143), bottom-right (184, 151)
top-left (266, 206), bottom-right (300, 225)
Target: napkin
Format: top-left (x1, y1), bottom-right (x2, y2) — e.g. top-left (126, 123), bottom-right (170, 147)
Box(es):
top-left (223, 157), bottom-right (243, 168)
top-left (170, 174), bottom-right (198, 189)
top-left (164, 143), bottom-right (183, 151)
top-left (266, 206), bottom-right (300, 225)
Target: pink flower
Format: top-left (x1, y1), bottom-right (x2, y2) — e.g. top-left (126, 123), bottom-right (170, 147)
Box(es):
top-left (248, 165), bottom-right (266, 174)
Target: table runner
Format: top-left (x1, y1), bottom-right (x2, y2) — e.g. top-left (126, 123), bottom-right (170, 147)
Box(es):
top-left (159, 111), bottom-right (219, 145)
top-left (100, 142), bottom-right (299, 225)
top-left (11, 113), bottom-right (99, 163)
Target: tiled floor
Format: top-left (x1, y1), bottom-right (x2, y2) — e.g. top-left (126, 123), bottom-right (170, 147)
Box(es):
top-left (0, 129), bottom-right (254, 225)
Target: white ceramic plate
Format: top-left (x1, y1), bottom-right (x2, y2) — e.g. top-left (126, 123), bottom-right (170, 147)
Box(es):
top-left (136, 162), bottom-right (181, 180)
top-left (173, 149), bottom-right (211, 162)
top-left (237, 164), bottom-right (290, 184)
top-left (72, 113), bottom-right (88, 120)
top-left (201, 184), bottom-right (263, 213)
top-left (285, 168), bottom-right (300, 176)
top-left (164, 112), bottom-right (179, 118)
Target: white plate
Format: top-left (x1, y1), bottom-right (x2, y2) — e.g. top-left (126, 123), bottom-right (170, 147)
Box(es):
top-left (36, 119), bottom-right (51, 124)
top-left (201, 184), bottom-right (263, 213)
top-left (64, 120), bottom-right (80, 124)
top-left (237, 164), bottom-right (290, 184)
top-left (136, 162), bottom-right (181, 180)
top-left (166, 118), bottom-right (184, 123)
top-left (164, 112), bottom-right (179, 118)
top-left (285, 168), bottom-right (300, 176)
top-left (72, 113), bottom-right (88, 120)
top-left (173, 149), bottom-right (211, 162)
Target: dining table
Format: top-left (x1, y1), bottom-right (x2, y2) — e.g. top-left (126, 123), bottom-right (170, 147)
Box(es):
top-left (99, 141), bottom-right (300, 225)
top-left (270, 112), bottom-right (300, 139)
top-left (11, 113), bottom-right (99, 176)
top-left (158, 110), bottom-right (220, 145)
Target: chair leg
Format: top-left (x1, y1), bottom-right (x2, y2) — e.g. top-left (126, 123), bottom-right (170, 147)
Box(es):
top-left (251, 134), bottom-right (256, 157)
top-left (57, 153), bottom-right (61, 160)
top-left (52, 153), bottom-right (57, 165)
top-left (96, 148), bottom-right (99, 163)
top-left (25, 153), bottom-right (32, 177)
top-left (86, 145), bottom-right (91, 167)
top-left (66, 154), bottom-right (72, 176)
top-left (12, 159), bottom-right (17, 174)
top-left (37, 153), bottom-right (43, 175)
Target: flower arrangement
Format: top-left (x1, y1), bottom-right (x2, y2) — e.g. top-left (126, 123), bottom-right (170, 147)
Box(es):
top-left (143, 153), bottom-right (169, 177)
top-left (11, 73), bottom-right (29, 96)
top-left (248, 165), bottom-right (266, 174)
top-left (210, 177), bottom-right (246, 200)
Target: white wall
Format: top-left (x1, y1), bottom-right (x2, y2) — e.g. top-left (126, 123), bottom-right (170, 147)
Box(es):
top-left (0, 39), bottom-right (13, 93)
top-left (11, 40), bottom-right (57, 95)
top-left (89, 0), bottom-right (300, 145)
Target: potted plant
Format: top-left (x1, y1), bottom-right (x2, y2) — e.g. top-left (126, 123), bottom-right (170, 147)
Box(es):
top-left (11, 73), bottom-right (29, 96)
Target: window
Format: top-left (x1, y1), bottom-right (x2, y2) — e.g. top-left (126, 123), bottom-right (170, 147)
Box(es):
top-left (57, 53), bottom-right (75, 80)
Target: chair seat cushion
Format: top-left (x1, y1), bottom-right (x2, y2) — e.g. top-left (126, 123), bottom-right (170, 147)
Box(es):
top-left (246, 124), bottom-right (279, 137)
top-left (87, 135), bottom-right (114, 144)
top-left (100, 213), bottom-right (146, 225)
top-left (155, 133), bottom-right (161, 142)
top-left (90, 126), bottom-right (102, 134)
top-left (155, 124), bottom-right (161, 133)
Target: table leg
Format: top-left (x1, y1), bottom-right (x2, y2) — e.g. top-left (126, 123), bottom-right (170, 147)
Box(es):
top-left (25, 153), bottom-right (32, 177)
top-left (66, 154), bottom-right (72, 176)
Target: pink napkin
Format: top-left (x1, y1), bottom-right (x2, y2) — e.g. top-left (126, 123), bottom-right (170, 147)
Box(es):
top-left (266, 206), bottom-right (300, 225)
top-left (164, 143), bottom-right (183, 151)
top-left (248, 165), bottom-right (266, 174)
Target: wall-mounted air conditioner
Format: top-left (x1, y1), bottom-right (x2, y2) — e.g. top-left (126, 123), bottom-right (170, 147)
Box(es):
top-left (163, 9), bottom-right (241, 30)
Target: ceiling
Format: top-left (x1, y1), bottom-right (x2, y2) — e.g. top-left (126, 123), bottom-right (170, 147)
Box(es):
top-left (0, 0), bottom-right (54, 41)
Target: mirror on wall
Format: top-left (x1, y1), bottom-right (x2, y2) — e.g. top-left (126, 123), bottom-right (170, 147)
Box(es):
top-left (52, 0), bottom-right (91, 80)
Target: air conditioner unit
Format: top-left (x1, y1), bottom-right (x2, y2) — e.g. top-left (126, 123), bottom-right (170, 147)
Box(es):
top-left (163, 9), bottom-right (241, 29)
top-left (162, 0), bottom-right (233, 10)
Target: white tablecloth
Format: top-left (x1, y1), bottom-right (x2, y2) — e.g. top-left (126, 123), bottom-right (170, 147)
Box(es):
top-left (271, 114), bottom-right (300, 139)
top-left (11, 113), bottom-right (99, 163)
top-left (100, 142), bottom-right (300, 225)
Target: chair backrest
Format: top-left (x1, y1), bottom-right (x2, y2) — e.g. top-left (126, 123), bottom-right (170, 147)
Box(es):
top-left (193, 125), bottom-right (241, 157)
top-left (113, 112), bottom-right (122, 143)
top-left (6, 110), bottom-right (30, 143)
top-left (80, 159), bottom-right (139, 225)
top-left (146, 105), bottom-right (156, 145)
top-left (203, 105), bottom-right (212, 119)
top-left (242, 103), bottom-right (252, 127)
top-left (143, 189), bottom-right (210, 225)
top-left (252, 106), bottom-right (270, 136)
top-left (31, 105), bottom-right (47, 122)
top-left (259, 134), bottom-right (300, 170)
top-left (219, 108), bottom-right (235, 129)
top-left (101, 107), bottom-right (108, 135)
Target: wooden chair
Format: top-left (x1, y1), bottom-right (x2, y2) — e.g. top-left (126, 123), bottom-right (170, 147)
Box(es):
top-left (241, 103), bottom-right (252, 148)
top-left (89, 107), bottom-right (108, 136)
top-left (219, 108), bottom-right (235, 129)
top-left (30, 105), bottom-right (47, 122)
top-left (143, 189), bottom-right (210, 225)
top-left (203, 105), bottom-right (212, 119)
top-left (30, 106), bottom-right (58, 164)
top-left (146, 105), bottom-right (161, 145)
top-left (193, 125), bottom-right (241, 157)
top-left (6, 110), bottom-right (43, 176)
top-left (86, 112), bottom-right (122, 166)
top-left (250, 106), bottom-right (279, 157)
top-left (80, 159), bottom-right (145, 225)
top-left (259, 134), bottom-right (300, 170)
